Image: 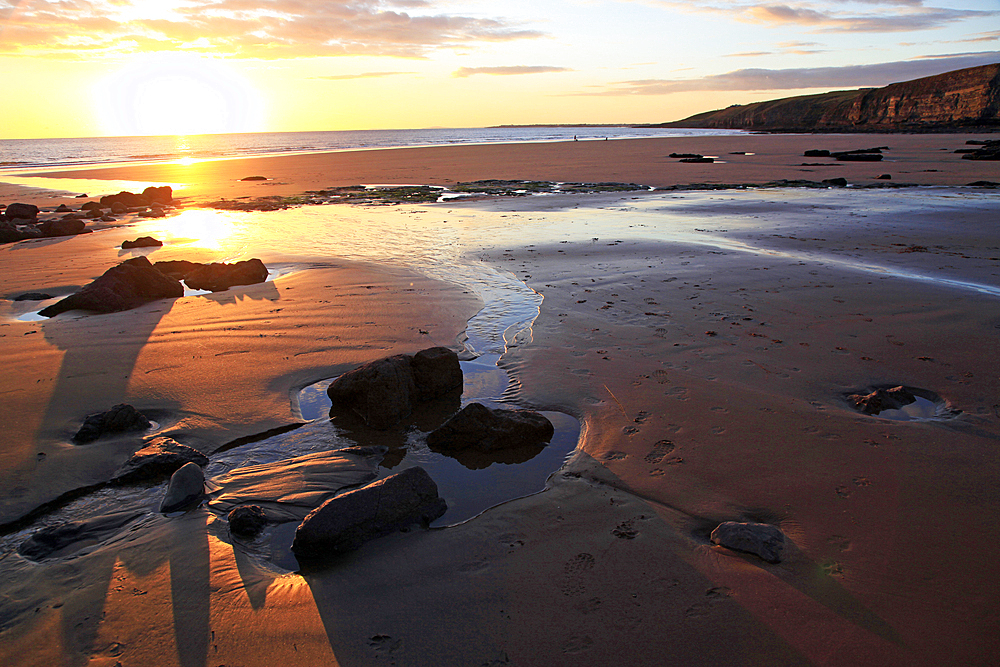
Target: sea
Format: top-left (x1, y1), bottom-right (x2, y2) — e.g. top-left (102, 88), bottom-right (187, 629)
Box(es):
top-left (0, 126), bottom-right (747, 173)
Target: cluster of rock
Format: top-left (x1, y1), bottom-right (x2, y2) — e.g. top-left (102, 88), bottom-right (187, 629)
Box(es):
top-left (37, 255), bottom-right (269, 317)
top-left (958, 139), bottom-right (1000, 161)
top-left (0, 187), bottom-right (176, 245)
top-left (73, 403), bottom-right (152, 444)
top-left (848, 386), bottom-right (918, 415)
top-left (803, 147), bottom-right (885, 162)
top-left (112, 436), bottom-right (208, 484)
top-left (669, 153), bottom-right (714, 163)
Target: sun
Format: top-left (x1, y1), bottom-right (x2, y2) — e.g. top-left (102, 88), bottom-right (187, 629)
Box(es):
top-left (95, 53), bottom-right (265, 137)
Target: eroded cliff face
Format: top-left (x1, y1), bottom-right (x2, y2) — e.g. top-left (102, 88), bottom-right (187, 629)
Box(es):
top-left (668, 63), bottom-right (1000, 131)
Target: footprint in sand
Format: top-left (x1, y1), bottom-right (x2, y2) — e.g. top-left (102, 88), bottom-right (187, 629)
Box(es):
top-left (574, 597), bottom-right (603, 614)
top-left (602, 451), bottom-right (628, 461)
top-left (644, 439), bottom-right (675, 464)
top-left (368, 634), bottom-right (402, 656)
top-left (562, 635), bottom-right (594, 654)
top-left (835, 485), bottom-right (853, 498)
top-left (559, 553), bottom-right (596, 597)
top-left (684, 587), bottom-right (734, 619)
top-left (653, 369), bottom-right (670, 384)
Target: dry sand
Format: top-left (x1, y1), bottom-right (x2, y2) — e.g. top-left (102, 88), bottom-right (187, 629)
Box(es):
top-left (1, 135), bottom-right (999, 666)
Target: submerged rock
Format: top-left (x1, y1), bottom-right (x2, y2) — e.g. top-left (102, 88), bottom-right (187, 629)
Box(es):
top-left (13, 292), bottom-right (53, 302)
top-left (327, 347), bottom-right (463, 430)
top-left (112, 436), bottom-right (208, 484)
top-left (39, 256), bottom-right (183, 317)
top-left (73, 403), bottom-right (151, 444)
top-left (710, 521), bottom-right (785, 563)
top-left (426, 402), bottom-right (554, 454)
top-left (292, 466), bottom-right (446, 556)
top-left (229, 505), bottom-right (268, 537)
top-left (18, 510), bottom-right (144, 561)
top-left (160, 462), bottom-right (205, 513)
top-left (849, 386), bottom-right (917, 415)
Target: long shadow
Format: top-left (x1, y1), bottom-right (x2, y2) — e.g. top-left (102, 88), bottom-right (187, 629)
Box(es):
top-left (169, 509), bottom-right (211, 667)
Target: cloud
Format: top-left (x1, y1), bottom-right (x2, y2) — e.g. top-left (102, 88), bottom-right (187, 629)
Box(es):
top-left (313, 71), bottom-right (417, 79)
top-left (0, 0), bottom-right (543, 58)
top-left (723, 51), bottom-right (774, 58)
top-left (585, 52), bottom-right (1000, 95)
top-left (958, 30), bottom-right (1000, 44)
top-left (452, 65), bottom-right (572, 77)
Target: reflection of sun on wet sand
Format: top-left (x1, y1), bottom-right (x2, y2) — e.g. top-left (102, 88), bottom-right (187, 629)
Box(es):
top-left (1, 140), bottom-right (1000, 666)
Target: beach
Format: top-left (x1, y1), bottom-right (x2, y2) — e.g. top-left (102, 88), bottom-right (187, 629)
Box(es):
top-left (1, 134), bottom-right (1000, 666)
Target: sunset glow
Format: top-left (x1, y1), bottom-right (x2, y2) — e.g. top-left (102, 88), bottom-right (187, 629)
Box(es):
top-left (0, 0), bottom-right (997, 138)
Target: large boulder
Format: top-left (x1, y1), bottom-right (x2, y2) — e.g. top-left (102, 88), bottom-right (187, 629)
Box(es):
top-left (160, 462), bottom-right (205, 513)
top-left (4, 203), bottom-right (39, 220)
top-left (73, 403), bottom-right (151, 444)
top-left (111, 436), bottom-right (208, 484)
top-left (38, 218), bottom-right (86, 237)
top-left (291, 466), bottom-right (446, 557)
top-left (99, 191), bottom-right (150, 208)
top-left (39, 256), bottom-right (183, 317)
top-left (327, 348), bottom-right (463, 430)
top-left (710, 521), bottom-right (785, 563)
top-left (152, 259), bottom-right (202, 280)
top-left (426, 402), bottom-right (554, 454)
top-left (183, 259), bottom-right (269, 292)
top-left (142, 186), bottom-right (173, 204)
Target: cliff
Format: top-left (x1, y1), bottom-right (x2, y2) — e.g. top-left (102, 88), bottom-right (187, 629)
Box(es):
top-left (662, 63), bottom-right (1000, 132)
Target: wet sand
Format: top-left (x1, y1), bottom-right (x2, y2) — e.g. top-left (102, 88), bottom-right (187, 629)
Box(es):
top-left (1, 139), bottom-right (999, 666)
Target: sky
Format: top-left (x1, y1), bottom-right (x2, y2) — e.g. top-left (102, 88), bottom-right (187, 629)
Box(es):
top-left (0, 0), bottom-right (998, 138)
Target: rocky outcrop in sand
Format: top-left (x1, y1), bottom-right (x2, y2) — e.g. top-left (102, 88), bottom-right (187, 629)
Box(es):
top-left (228, 505), bottom-right (268, 537)
top-left (111, 437), bottom-right (208, 484)
top-left (327, 347), bottom-right (463, 429)
top-left (39, 256), bottom-right (183, 317)
top-left (72, 403), bottom-right (151, 444)
top-left (291, 466), bottom-right (446, 556)
top-left (849, 386), bottom-right (917, 415)
top-left (121, 236), bottom-right (163, 249)
top-left (710, 521), bottom-right (785, 563)
top-left (151, 258), bottom-right (268, 292)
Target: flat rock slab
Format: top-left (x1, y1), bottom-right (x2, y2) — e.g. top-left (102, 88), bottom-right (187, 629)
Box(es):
top-left (208, 447), bottom-right (384, 523)
top-left (160, 462), bottom-right (206, 513)
top-left (73, 403), bottom-right (151, 444)
top-left (291, 466), bottom-right (446, 557)
top-left (184, 259), bottom-right (269, 292)
top-left (710, 521), bottom-right (785, 563)
top-left (327, 347), bottom-right (462, 430)
top-left (426, 402), bottom-right (554, 453)
top-left (112, 436), bottom-right (208, 484)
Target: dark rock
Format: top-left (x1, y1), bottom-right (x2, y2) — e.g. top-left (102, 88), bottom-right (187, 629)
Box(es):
top-left (73, 403), bottom-right (151, 444)
top-left (38, 218), bottom-right (86, 237)
top-left (183, 258), bottom-right (269, 292)
top-left (0, 222), bottom-right (29, 244)
top-left (410, 347), bottom-right (463, 401)
top-left (848, 386), bottom-right (917, 415)
top-left (4, 203), bottom-right (39, 220)
top-left (241, 176), bottom-right (268, 181)
top-left (327, 348), bottom-right (465, 430)
top-left (110, 201), bottom-right (128, 214)
top-left (138, 208), bottom-right (166, 218)
top-left (39, 256), bottom-right (183, 317)
top-left (111, 436), bottom-right (208, 484)
top-left (291, 466), bottom-right (446, 556)
top-left (822, 177), bottom-right (848, 187)
top-left (875, 174), bottom-right (892, 180)
top-left (18, 510), bottom-right (144, 561)
top-left (99, 191), bottom-right (149, 208)
top-left (142, 186), bottom-right (173, 204)
top-left (85, 208), bottom-right (103, 219)
top-left (160, 462), bottom-right (205, 513)
top-left (75, 193), bottom-right (88, 198)
top-left (426, 402), bottom-right (554, 454)
top-left (969, 180), bottom-right (1000, 187)
top-left (328, 354), bottom-right (417, 430)
top-left (55, 204), bottom-right (71, 212)
top-left (229, 505), bottom-right (268, 537)
top-left (669, 153), bottom-right (703, 158)
top-left (152, 259), bottom-right (202, 280)
top-left (833, 152), bottom-right (883, 162)
top-left (679, 157), bottom-right (715, 163)
top-left (711, 521), bottom-right (785, 563)
top-left (803, 149), bottom-right (831, 157)
top-left (80, 201), bottom-right (104, 211)
top-left (121, 236), bottom-right (163, 249)
top-left (13, 292), bottom-right (53, 301)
